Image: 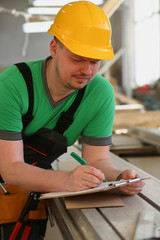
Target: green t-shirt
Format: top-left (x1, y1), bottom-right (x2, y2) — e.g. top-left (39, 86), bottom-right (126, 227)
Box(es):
top-left (0, 58), bottom-right (115, 146)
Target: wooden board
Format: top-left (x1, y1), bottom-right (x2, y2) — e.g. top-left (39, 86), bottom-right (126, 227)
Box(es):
top-left (109, 151), bottom-right (160, 209)
top-left (111, 133), bottom-right (158, 155)
top-left (112, 134), bottom-right (142, 147)
top-left (113, 110), bottom-right (160, 130)
top-left (133, 212), bottom-right (155, 240)
top-left (115, 92), bottom-right (143, 105)
top-left (103, 0), bottom-right (125, 17)
top-left (99, 195), bottom-right (160, 240)
top-left (125, 156), bottom-right (160, 180)
top-left (51, 146), bottom-right (160, 240)
top-left (128, 126), bottom-right (160, 146)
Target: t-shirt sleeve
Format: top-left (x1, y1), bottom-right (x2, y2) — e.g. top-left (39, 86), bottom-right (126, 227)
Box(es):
top-left (0, 66), bottom-right (28, 140)
top-left (81, 77), bottom-right (115, 145)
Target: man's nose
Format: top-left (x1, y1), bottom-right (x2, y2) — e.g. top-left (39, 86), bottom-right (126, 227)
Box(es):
top-left (80, 61), bottom-right (92, 75)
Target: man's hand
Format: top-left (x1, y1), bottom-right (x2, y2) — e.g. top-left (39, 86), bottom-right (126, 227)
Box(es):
top-left (117, 169), bottom-right (146, 195)
top-left (66, 165), bottom-right (105, 192)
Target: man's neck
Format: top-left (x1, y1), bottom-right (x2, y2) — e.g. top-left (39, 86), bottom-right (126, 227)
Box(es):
top-left (46, 59), bottom-right (74, 102)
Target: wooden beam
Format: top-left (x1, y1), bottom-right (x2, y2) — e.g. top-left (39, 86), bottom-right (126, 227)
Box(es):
top-left (28, 0), bottom-right (125, 23)
top-left (115, 92), bottom-right (142, 105)
top-left (98, 48), bottom-right (125, 75)
top-left (133, 212), bottom-right (155, 240)
top-left (102, 0), bottom-right (125, 17)
top-left (128, 126), bottom-right (160, 147)
top-left (28, 16), bottom-right (55, 22)
top-left (113, 110), bottom-right (160, 130)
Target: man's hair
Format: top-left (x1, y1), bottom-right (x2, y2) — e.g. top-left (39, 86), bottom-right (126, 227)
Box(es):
top-left (54, 36), bottom-right (64, 49)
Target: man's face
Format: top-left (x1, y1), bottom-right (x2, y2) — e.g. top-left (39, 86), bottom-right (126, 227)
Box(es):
top-left (52, 40), bottom-right (101, 90)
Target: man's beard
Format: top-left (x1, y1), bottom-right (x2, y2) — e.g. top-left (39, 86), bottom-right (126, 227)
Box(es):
top-left (55, 64), bottom-right (90, 90)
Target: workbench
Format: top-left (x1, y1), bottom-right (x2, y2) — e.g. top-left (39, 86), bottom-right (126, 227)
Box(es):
top-left (50, 146), bottom-right (160, 240)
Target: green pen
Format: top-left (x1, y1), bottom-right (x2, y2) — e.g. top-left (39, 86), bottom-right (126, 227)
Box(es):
top-left (71, 152), bottom-right (107, 182)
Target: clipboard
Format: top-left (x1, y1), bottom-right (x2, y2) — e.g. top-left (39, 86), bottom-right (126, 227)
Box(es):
top-left (40, 176), bottom-right (150, 200)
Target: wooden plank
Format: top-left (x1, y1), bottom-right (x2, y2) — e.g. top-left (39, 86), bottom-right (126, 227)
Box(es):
top-left (115, 104), bottom-right (144, 113)
top-left (113, 110), bottom-right (160, 130)
top-left (110, 145), bottom-right (157, 156)
top-left (112, 135), bottom-right (142, 146)
top-left (28, 16), bottom-right (55, 22)
top-left (69, 208), bottom-right (120, 240)
top-left (133, 212), bottom-right (155, 240)
top-left (63, 146), bottom-right (160, 210)
top-left (56, 146), bottom-right (160, 240)
top-left (28, 0), bottom-right (124, 23)
top-left (52, 197), bottom-right (121, 240)
top-left (115, 92), bottom-right (143, 105)
top-left (51, 198), bottom-right (83, 240)
top-left (102, 0), bottom-right (125, 18)
top-left (98, 48), bottom-right (125, 76)
top-left (61, 145), bottom-right (160, 209)
top-left (99, 194), bottom-right (160, 240)
top-left (109, 152), bottom-right (160, 210)
top-left (126, 156), bottom-right (160, 181)
top-left (128, 126), bottom-right (160, 146)
top-left (111, 134), bottom-right (158, 155)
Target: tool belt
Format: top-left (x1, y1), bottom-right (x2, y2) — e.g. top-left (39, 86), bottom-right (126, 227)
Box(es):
top-left (0, 184), bottom-right (48, 225)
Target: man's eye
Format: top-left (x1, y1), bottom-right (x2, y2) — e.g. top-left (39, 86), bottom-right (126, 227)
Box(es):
top-left (91, 61), bottom-right (99, 64)
top-left (73, 58), bottom-right (82, 62)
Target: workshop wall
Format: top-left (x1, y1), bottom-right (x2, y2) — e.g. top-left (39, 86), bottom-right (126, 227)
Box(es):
top-left (0, 0), bottom-right (51, 67)
top-left (0, 0), bottom-right (122, 71)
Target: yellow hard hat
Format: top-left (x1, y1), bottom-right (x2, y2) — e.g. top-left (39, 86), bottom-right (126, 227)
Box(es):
top-left (48, 1), bottom-right (114, 60)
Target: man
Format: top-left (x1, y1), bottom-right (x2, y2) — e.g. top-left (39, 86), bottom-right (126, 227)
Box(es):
top-left (0, 1), bottom-right (145, 239)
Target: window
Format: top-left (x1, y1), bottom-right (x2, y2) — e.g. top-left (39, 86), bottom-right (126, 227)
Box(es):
top-left (134, 0), bottom-right (160, 86)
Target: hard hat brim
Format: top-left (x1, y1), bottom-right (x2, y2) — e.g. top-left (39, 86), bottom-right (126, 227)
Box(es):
top-left (48, 29), bottom-right (114, 60)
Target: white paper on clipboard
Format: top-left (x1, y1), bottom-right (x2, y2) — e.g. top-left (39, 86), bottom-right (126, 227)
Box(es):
top-left (40, 176), bottom-right (150, 200)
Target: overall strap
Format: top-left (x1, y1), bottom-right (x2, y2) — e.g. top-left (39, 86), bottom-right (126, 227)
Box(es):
top-left (15, 63), bottom-right (34, 130)
top-left (54, 86), bottom-right (86, 134)
top-left (15, 62), bottom-right (86, 134)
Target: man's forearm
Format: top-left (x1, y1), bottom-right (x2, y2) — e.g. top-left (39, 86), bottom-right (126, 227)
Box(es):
top-left (90, 159), bottom-right (122, 181)
top-left (3, 161), bottom-right (70, 192)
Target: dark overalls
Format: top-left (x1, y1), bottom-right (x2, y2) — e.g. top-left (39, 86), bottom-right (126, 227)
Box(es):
top-left (0, 62), bottom-right (86, 240)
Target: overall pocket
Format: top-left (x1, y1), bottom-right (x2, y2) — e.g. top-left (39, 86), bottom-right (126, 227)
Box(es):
top-left (23, 128), bottom-right (67, 169)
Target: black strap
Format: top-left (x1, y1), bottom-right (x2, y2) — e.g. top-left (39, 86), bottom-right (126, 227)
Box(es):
top-left (54, 86), bottom-right (86, 134)
top-left (15, 63), bottom-right (34, 130)
top-left (15, 62), bottom-right (86, 134)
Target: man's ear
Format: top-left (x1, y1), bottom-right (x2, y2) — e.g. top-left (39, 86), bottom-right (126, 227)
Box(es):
top-left (50, 39), bottom-right (58, 58)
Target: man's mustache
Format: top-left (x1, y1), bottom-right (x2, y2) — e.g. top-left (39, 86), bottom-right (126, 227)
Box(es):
top-left (72, 73), bottom-right (91, 79)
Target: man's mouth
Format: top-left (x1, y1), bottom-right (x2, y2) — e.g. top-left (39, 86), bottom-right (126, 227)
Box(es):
top-left (73, 74), bottom-right (90, 82)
